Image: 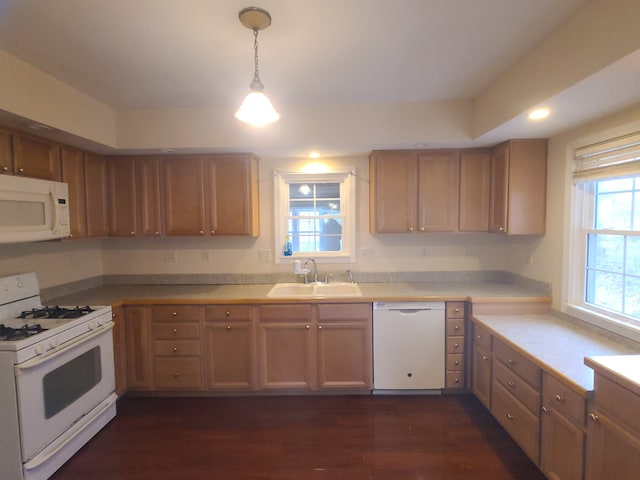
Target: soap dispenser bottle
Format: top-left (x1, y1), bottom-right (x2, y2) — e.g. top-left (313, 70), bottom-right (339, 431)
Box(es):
top-left (283, 236), bottom-right (293, 256)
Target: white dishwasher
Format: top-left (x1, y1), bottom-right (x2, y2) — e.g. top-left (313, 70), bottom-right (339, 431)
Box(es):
top-left (373, 301), bottom-right (445, 392)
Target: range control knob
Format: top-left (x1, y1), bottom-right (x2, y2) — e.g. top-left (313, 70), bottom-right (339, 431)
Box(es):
top-left (35, 344), bottom-right (46, 355)
top-left (49, 338), bottom-right (58, 349)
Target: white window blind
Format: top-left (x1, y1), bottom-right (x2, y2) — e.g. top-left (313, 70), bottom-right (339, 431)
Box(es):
top-left (573, 131), bottom-right (640, 182)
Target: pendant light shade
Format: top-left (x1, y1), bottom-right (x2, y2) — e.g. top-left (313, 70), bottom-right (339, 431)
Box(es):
top-left (235, 7), bottom-right (280, 127)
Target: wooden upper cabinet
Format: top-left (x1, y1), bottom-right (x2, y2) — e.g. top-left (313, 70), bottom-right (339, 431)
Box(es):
top-left (60, 146), bottom-right (87, 239)
top-left (369, 150), bottom-right (459, 233)
top-left (459, 150), bottom-right (491, 232)
top-left (369, 150), bottom-right (418, 233)
top-left (136, 156), bottom-right (163, 236)
top-left (12, 134), bottom-right (61, 180)
top-left (84, 152), bottom-right (110, 237)
top-left (107, 157), bottom-right (138, 237)
top-left (164, 156), bottom-right (208, 236)
top-left (0, 129), bottom-right (12, 175)
top-left (213, 155), bottom-right (260, 236)
top-left (417, 151), bottom-right (459, 232)
top-left (489, 139), bottom-right (547, 235)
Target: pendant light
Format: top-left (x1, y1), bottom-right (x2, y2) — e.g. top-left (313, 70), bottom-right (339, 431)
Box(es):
top-left (235, 7), bottom-right (280, 127)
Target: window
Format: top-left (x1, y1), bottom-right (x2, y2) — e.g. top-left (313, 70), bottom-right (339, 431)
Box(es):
top-left (274, 170), bottom-right (356, 262)
top-left (569, 131), bottom-right (640, 336)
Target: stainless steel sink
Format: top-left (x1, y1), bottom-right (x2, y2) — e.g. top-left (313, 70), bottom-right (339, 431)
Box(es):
top-left (266, 282), bottom-right (362, 298)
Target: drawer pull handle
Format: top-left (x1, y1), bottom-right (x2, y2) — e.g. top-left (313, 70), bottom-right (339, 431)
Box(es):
top-left (18, 167), bottom-right (24, 173)
top-left (454, 378), bottom-right (460, 383)
top-left (589, 413), bottom-right (599, 422)
top-left (172, 312), bottom-right (177, 317)
top-left (508, 359), bottom-right (515, 365)
top-left (225, 311), bottom-right (231, 317)
top-left (1, 166), bottom-right (8, 172)
top-left (173, 372), bottom-right (180, 378)
top-left (408, 226), bottom-right (414, 232)
top-left (227, 325), bottom-right (231, 330)
top-left (454, 343), bottom-right (459, 348)
top-left (542, 406), bottom-right (549, 413)
top-left (172, 329), bottom-right (177, 334)
top-left (306, 325), bottom-right (310, 329)
top-left (476, 334), bottom-right (481, 339)
top-left (507, 382), bottom-right (515, 388)
top-left (454, 308), bottom-right (460, 313)
top-left (454, 361), bottom-right (460, 366)
top-left (506, 413), bottom-right (514, 421)
top-left (454, 325), bottom-right (460, 330)
top-left (173, 347), bottom-right (178, 352)
top-left (554, 394), bottom-right (565, 402)
top-left (319, 325), bottom-right (323, 330)
top-left (482, 355), bottom-right (488, 361)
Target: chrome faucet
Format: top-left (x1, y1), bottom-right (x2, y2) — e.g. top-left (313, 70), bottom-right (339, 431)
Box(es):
top-left (303, 258), bottom-right (318, 284)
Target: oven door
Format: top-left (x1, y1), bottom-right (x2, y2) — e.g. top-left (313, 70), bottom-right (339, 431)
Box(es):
top-left (14, 322), bottom-right (115, 462)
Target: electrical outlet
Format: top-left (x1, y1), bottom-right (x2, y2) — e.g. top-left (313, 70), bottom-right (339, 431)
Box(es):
top-left (163, 251), bottom-right (177, 264)
top-left (258, 249), bottom-right (271, 264)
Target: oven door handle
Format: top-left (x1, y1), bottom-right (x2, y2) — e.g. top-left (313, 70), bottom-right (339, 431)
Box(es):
top-left (15, 322), bottom-right (114, 374)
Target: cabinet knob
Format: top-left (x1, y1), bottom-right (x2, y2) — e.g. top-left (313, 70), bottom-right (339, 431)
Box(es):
top-left (476, 334), bottom-right (481, 339)
top-left (172, 312), bottom-right (177, 317)
top-left (507, 382), bottom-right (515, 388)
top-left (305, 325), bottom-right (310, 329)
top-left (507, 359), bottom-right (515, 365)
top-left (173, 347), bottom-right (178, 352)
top-left (454, 377), bottom-right (460, 383)
top-left (172, 328), bottom-right (177, 334)
top-left (227, 325), bottom-right (231, 330)
top-left (542, 406), bottom-right (549, 413)
top-left (482, 355), bottom-right (488, 361)
top-left (418, 226), bottom-right (425, 232)
top-left (454, 308), bottom-right (460, 313)
top-left (454, 325), bottom-right (460, 330)
top-left (199, 230), bottom-right (205, 236)
top-left (17, 167), bottom-right (24, 173)
top-left (155, 231), bottom-right (160, 236)
top-left (589, 413), bottom-right (599, 422)
top-left (554, 394), bottom-right (565, 402)
top-left (210, 230), bottom-right (215, 235)
top-left (408, 226), bottom-right (414, 232)
top-left (454, 360), bottom-right (460, 366)
top-left (112, 312), bottom-right (117, 319)
top-left (1, 166), bottom-right (8, 171)
top-left (454, 343), bottom-right (459, 348)
top-left (173, 372), bottom-right (180, 378)
top-left (499, 227), bottom-right (505, 232)
top-left (130, 231), bottom-right (135, 236)
top-left (318, 325), bottom-right (323, 330)
top-left (506, 413), bottom-right (514, 421)
top-left (225, 311), bottom-right (231, 317)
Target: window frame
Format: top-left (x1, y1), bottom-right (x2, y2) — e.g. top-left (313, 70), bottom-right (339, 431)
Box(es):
top-left (273, 169), bottom-right (356, 263)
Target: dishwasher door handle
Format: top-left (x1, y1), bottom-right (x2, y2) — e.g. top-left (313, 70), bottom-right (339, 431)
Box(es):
top-left (387, 308), bottom-right (432, 314)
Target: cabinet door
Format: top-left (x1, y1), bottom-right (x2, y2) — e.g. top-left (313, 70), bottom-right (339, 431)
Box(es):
top-left (489, 142), bottom-right (509, 233)
top-left (125, 306), bottom-right (152, 389)
top-left (164, 156), bottom-right (207, 235)
top-left (541, 406), bottom-right (585, 480)
top-left (111, 305), bottom-right (128, 397)
top-left (136, 156), bottom-right (163, 236)
top-left (472, 344), bottom-right (491, 409)
top-left (0, 129), bottom-right (12, 175)
top-left (205, 323), bottom-right (256, 390)
top-left (316, 303), bottom-right (372, 389)
top-left (212, 155), bottom-right (259, 236)
top-left (84, 152), bottom-right (110, 237)
top-left (108, 157), bottom-right (138, 237)
top-left (12, 134), bottom-right (61, 180)
top-left (459, 150), bottom-right (490, 232)
top-left (417, 151), bottom-right (460, 232)
top-left (369, 151), bottom-right (418, 233)
top-left (60, 146), bottom-right (87, 239)
top-left (586, 411), bottom-right (640, 480)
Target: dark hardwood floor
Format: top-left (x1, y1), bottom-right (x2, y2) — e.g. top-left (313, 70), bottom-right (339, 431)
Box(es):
top-left (51, 394), bottom-right (545, 480)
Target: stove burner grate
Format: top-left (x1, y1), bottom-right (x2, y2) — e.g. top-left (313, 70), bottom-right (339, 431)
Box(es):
top-left (0, 323), bottom-right (48, 341)
top-left (17, 305), bottom-right (95, 320)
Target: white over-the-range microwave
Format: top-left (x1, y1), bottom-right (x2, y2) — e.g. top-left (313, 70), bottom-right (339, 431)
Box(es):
top-left (0, 175), bottom-right (70, 244)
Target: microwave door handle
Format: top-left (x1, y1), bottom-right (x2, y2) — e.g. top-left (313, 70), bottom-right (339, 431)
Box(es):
top-left (49, 188), bottom-right (58, 230)
top-left (15, 323), bottom-right (114, 374)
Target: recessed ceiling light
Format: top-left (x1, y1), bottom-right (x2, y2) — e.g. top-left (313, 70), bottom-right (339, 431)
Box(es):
top-left (309, 151), bottom-right (320, 159)
top-left (528, 108), bottom-right (550, 121)
top-left (27, 123), bottom-right (52, 131)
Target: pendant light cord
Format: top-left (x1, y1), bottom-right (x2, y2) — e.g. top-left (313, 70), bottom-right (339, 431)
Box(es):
top-left (251, 28), bottom-right (264, 90)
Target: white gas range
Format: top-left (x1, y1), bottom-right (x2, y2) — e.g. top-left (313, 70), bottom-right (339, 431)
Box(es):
top-left (0, 272), bottom-right (117, 480)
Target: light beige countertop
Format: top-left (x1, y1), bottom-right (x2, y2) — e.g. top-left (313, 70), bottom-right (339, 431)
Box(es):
top-left (47, 281), bottom-right (550, 306)
top-left (473, 314), bottom-right (639, 395)
top-left (585, 355), bottom-right (640, 396)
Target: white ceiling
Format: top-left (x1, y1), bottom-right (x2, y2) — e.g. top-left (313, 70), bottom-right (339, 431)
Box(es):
top-left (1, 0), bottom-right (639, 155)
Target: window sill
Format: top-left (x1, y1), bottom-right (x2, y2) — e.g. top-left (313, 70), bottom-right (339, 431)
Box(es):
top-left (565, 304), bottom-right (640, 344)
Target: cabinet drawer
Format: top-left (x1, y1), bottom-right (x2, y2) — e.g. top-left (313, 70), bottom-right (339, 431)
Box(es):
top-left (494, 358), bottom-right (540, 416)
top-left (153, 322), bottom-right (200, 339)
top-left (492, 379), bottom-right (540, 463)
top-left (317, 303), bottom-right (371, 321)
top-left (446, 318), bottom-right (465, 336)
top-left (153, 357), bottom-right (202, 389)
top-left (594, 373), bottom-right (640, 437)
top-left (542, 373), bottom-right (586, 428)
top-left (446, 370), bottom-right (465, 389)
top-left (205, 305), bottom-right (252, 322)
top-left (152, 305), bottom-right (202, 322)
top-left (446, 302), bottom-right (465, 319)
top-left (446, 336), bottom-right (464, 354)
top-left (493, 338), bottom-right (541, 390)
top-left (473, 322), bottom-right (492, 351)
top-left (446, 354), bottom-right (464, 371)
top-left (258, 304), bottom-right (313, 322)
top-left (154, 339), bottom-right (201, 357)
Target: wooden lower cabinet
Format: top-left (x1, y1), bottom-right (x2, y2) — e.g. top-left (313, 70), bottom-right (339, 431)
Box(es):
top-left (471, 322), bottom-right (492, 408)
top-left (111, 305), bottom-right (127, 396)
top-left (257, 303), bottom-right (372, 392)
top-left (124, 305), bottom-right (152, 390)
top-left (445, 302), bottom-right (466, 390)
top-left (204, 305), bottom-right (256, 390)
